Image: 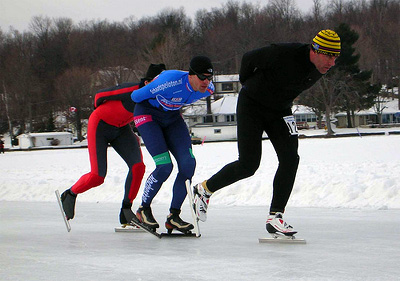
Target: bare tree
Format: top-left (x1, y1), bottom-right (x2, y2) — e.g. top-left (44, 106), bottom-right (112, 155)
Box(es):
top-left (141, 8), bottom-right (192, 69)
top-left (1, 0), bottom-right (399, 137)
top-left (374, 87), bottom-right (391, 125)
top-left (317, 72), bottom-right (348, 135)
top-left (0, 29), bottom-right (41, 134)
top-left (55, 67), bottom-right (94, 140)
top-left (311, 0), bottom-right (324, 24)
top-left (268, 0), bottom-right (300, 22)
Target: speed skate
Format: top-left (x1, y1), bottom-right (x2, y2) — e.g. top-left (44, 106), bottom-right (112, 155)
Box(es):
top-left (185, 180), bottom-right (201, 237)
top-left (259, 233), bottom-right (306, 244)
top-left (55, 190), bottom-right (71, 232)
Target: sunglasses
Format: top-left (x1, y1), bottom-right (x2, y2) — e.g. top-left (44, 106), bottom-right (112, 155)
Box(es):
top-left (190, 67), bottom-right (213, 81)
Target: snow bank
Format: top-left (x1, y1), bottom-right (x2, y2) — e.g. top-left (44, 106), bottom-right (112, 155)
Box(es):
top-left (1, 135), bottom-right (399, 210)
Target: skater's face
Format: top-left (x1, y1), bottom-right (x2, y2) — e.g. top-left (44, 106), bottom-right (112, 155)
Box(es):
top-left (310, 50), bottom-right (337, 74)
top-left (189, 73), bottom-right (212, 93)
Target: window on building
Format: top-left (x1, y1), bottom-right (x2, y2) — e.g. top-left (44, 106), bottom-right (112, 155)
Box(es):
top-left (214, 129), bottom-right (221, 134)
top-left (225, 115), bottom-right (235, 122)
top-left (394, 113), bottom-right (400, 123)
top-left (296, 114), bottom-right (316, 122)
top-left (382, 114), bottom-right (390, 124)
top-left (203, 116), bottom-right (213, 123)
top-left (306, 114), bottom-right (316, 122)
top-left (221, 83), bottom-right (234, 92)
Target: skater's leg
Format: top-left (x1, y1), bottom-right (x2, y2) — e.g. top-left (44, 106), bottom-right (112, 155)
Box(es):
top-left (206, 93), bottom-right (263, 192)
top-left (70, 115), bottom-right (108, 194)
top-left (164, 117), bottom-right (196, 210)
top-left (193, 94), bottom-right (263, 221)
top-left (111, 125), bottom-right (145, 205)
top-left (62, 114), bottom-right (108, 219)
top-left (134, 113), bottom-right (173, 207)
top-left (111, 125), bottom-right (145, 224)
top-left (267, 115), bottom-right (299, 214)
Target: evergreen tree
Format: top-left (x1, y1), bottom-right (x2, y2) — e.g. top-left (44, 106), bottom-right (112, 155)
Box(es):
top-left (46, 111), bottom-right (56, 132)
top-left (334, 23), bottom-right (379, 128)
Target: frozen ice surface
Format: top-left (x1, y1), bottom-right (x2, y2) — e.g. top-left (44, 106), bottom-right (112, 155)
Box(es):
top-left (1, 202), bottom-right (400, 281)
top-left (1, 134), bottom-right (400, 280)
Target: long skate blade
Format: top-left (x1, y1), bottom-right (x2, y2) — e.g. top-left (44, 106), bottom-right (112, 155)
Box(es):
top-left (55, 190), bottom-right (71, 232)
top-left (129, 219), bottom-right (162, 239)
top-left (185, 180), bottom-right (201, 237)
top-left (114, 225), bottom-right (145, 232)
top-left (160, 232), bottom-right (197, 238)
top-left (259, 234), bottom-right (306, 244)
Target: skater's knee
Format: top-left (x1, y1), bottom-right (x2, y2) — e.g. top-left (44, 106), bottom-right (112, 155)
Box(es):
top-left (237, 162), bottom-right (259, 179)
top-left (278, 152), bottom-right (299, 167)
top-left (294, 154), bottom-right (300, 165)
top-left (290, 154), bottom-right (300, 167)
top-left (89, 173), bottom-right (105, 186)
top-left (178, 157), bottom-right (196, 179)
top-left (240, 167), bottom-right (258, 178)
top-left (71, 173), bottom-right (104, 194)
top-left (151, 151), bottom-right (173, 181)
top-left (154, 163), bottom-right (173, 182)
top-left (131, 162), bottom-right (145, 177)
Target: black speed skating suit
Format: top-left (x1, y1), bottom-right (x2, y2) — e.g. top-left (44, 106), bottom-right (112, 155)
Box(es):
top-left (206, 43), bottom-right (322, 213)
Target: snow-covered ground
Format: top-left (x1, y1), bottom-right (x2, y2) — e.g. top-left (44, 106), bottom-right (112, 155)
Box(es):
top-left (1, 129), bottom-right (399, 209)
top-left (1, 131), bottom-right (400, 280)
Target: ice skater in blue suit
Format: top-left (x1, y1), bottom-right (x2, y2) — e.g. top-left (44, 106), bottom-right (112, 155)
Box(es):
top-left (131, 56), bottom-right (214, 233)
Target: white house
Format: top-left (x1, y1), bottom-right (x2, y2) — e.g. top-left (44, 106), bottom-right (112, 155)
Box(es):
top-left (190, 123), bottom-right (238, 142)
top-left (17, 132), bottom-right (73, 149)
top-left (184, 95), bottom-right (239, 142)
top-left (185, 95), bottom-right (272, 142)
top-left (292, 104), bottom-right (318, 129)
top-left (335, 99), bottom-right (400, 127)
top-left (213, 74), bottom-right (241, 95)
top-left (185, 96), bottom-right (317, 142)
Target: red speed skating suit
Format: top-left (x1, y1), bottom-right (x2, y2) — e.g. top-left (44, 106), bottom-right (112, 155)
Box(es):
top-left (70, 82), bottom-right (145, 206)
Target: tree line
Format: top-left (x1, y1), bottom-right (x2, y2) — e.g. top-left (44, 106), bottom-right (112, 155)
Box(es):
top-left (0, 0), bottom-right (399, 141)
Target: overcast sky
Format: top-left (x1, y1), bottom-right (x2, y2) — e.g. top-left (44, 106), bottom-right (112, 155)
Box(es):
top-left (0, 0), bottom-right (319, 33)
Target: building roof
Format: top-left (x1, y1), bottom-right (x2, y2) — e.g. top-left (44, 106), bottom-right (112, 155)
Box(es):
top-left (336, 99), bottom-right (400, 116)
top-left (211, 96), bottom-right (237, 114)
top-left (17, 132), bottom-right (73, 138)
top-left (213, 74), bottom-right (239, 83)
top-left (183, 96), bottom-right (238, 116)
top-left (184, 95), bottom-right (399, 117)
top-left (292, 104), bottom-right (315, 114)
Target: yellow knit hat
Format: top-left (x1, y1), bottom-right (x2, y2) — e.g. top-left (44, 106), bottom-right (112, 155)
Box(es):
top-left (312, 30), bottom-right (341, 57)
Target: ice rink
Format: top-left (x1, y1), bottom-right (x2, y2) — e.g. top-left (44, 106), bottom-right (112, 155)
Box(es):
top-left (1, 134), bottom-right (400, 280)
top-left (1, 201), bottom-right (399, 281)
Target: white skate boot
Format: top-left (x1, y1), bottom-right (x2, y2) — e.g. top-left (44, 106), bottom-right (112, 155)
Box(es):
top-left (266, 212), bottom-right (297, 237)
top-left (193, 182), bottom-right (212, 222)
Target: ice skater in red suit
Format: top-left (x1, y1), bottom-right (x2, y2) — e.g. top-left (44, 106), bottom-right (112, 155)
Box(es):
top-left (60, 64), bottom-right (166, 225)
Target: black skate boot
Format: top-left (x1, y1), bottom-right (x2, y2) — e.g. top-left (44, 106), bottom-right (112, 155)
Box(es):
top-left (119, 201), bottom-right (134, 225)
top-left (136, 205), bottom-right (159, 230)
top-left (61, 189), bottom-right (77, 220)
top-left (165, 208), bottom-right (194, 234)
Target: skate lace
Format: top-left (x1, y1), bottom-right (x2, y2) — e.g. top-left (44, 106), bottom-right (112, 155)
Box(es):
top-left (199, 196), bottom-right (209, 212)
top-left (281, 220), bottom-right (294, 230)
top-left (267, 217), bottom-right (293, 229)
top-left (199, 204), bottom-right (207, 213)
